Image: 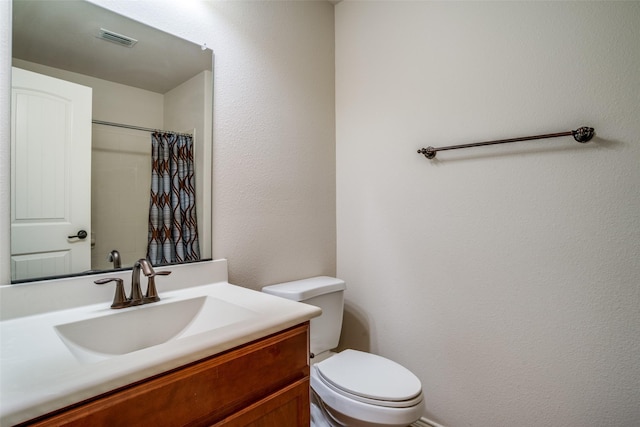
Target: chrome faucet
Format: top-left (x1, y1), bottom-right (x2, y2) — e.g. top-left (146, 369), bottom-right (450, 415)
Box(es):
top-left (95, 258), bottom-right (171, 309)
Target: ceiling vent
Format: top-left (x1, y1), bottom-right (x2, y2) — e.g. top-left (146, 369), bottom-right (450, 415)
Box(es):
top-left (97, 28), bottom-right (138, 47)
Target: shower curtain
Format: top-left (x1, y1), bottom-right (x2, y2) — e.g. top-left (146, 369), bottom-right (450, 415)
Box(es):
top-left (147, 132), bottom-right (200, 265)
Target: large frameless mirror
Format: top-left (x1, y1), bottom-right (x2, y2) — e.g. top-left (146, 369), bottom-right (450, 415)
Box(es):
top-left (10, 0), bottom-right (213, 283)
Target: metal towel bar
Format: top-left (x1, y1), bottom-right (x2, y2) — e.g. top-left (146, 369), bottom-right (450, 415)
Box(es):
top-left (417, 126), bottom-right (595, 160)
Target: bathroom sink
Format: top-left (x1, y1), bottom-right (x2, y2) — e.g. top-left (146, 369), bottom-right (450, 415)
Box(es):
top-left (55, 296), bottom-right (257, 363)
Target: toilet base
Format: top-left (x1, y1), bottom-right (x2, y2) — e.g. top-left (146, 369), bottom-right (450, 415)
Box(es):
top-left (311, 391), bottom-right (342, 427)
top-left (311, 386), bottom-right (420, 427)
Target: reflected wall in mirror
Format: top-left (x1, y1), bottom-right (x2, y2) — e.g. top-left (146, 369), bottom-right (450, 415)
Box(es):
top-left (11, 0), bottom-right (213, 283)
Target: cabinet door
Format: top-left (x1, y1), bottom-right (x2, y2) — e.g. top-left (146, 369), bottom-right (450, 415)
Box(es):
top-left (213, 378), bottom-right (310, 427)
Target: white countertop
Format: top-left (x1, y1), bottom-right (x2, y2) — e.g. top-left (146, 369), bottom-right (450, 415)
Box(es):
top-left (0, 272), bottom-right (320, 426)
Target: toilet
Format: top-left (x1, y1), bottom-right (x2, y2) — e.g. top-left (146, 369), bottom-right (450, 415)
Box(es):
top-left (262, 276), bottom-right (424, 427)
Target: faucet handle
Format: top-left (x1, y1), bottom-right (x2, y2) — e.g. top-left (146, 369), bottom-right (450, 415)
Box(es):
top-left (94, 278), bottom-right (129, 309)
top-left (145, 270), bottom-right (171, 303)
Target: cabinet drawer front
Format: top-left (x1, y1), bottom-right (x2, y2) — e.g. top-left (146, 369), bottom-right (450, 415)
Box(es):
top-left (25, 324), bottom-right (310, 427)
top-left (213, 377), bottom-right (310, 427)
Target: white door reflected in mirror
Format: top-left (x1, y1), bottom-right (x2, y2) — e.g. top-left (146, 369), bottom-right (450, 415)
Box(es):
top-left (11, 67), bottom-right (92, 281)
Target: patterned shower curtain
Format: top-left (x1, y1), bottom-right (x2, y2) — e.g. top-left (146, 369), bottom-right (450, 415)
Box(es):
top-left (147, 132), bottom-right (200, 265)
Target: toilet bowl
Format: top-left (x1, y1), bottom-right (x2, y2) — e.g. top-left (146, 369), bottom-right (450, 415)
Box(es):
top-left (262, 277), bottom-right (424, 427)
top-left (311, 350), bottom-right (424, 427)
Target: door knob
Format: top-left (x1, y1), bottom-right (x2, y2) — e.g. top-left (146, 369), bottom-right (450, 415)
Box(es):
top-left (68, 230), bottom-right (88, 240)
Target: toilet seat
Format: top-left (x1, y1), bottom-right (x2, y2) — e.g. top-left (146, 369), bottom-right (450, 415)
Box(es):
top-left (314, 350), bottom-right (423, 408)
top-left (311, 350), bottom-right (424, 426)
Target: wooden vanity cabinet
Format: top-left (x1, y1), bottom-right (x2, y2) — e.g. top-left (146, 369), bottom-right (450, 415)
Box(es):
top-left (22, 323), bottom-right (310, 427)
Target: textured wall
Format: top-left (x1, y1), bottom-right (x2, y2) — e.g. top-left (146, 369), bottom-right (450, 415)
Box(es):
top-left (203, 2), bottom-right (336, 289)
top-left (0, 1), bottom-right (336, 287)
top-left (336, 2), bottom-right (640, 426)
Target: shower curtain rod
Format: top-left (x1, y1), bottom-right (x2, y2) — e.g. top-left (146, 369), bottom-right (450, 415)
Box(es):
top-left (92, 119), bottom-right (193, 137)
top-left (417, 126), bottom-right (595, 160)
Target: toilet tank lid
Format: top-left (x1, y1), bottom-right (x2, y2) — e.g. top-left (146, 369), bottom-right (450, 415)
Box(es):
top-left (262, 276), bottom-right (346, 301)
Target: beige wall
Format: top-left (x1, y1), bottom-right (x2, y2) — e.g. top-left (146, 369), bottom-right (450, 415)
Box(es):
top-left (91, 125), bottom-right (151, 270)
top-left (203, 2), bottom-right (336, 288)
top-left (336, 2), bottom-right (640, 426)
top-left (0, 1), bottom-right (337, 287)
top-left (164, 70), bottom-right (213, 260)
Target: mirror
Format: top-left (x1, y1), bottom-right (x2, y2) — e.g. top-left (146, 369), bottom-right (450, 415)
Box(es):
top-left (11, 0), bottom-right (213, 283)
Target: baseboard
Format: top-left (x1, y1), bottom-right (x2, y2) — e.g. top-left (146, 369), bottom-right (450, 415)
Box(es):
top-left (412, 416), bottom-right (446, 427)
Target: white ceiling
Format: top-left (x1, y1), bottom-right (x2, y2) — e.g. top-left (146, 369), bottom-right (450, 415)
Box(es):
top-left (12, 0), bottom-right (212, 94)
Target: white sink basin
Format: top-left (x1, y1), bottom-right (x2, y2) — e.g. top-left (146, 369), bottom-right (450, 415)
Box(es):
top-left (55, 296), bottom-right (257, 363)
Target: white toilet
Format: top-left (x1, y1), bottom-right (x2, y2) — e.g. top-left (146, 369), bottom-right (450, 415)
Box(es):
top-left (262, 276), bottom-right (424, 427)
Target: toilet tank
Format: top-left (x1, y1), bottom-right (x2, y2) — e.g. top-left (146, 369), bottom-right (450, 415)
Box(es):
top-left (262, 276), bottom-right (346, 357)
